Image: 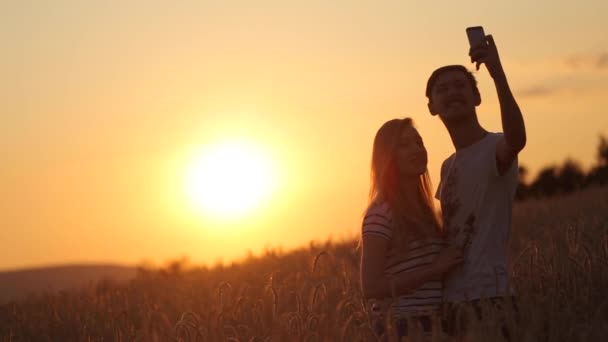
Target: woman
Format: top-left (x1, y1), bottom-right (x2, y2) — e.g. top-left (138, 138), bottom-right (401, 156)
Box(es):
top-left (360, 118), bottom-right (463, 340)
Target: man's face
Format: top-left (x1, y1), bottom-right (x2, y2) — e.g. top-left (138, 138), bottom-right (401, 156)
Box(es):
top-left (428, 70), bottom-right (481, 123)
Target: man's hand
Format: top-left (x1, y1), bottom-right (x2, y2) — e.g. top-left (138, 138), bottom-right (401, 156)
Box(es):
top-left (469, 35), bottom-right (505, 80)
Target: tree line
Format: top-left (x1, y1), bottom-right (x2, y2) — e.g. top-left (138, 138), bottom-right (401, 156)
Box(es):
top-left (516, 135), bottom-right (608, 201)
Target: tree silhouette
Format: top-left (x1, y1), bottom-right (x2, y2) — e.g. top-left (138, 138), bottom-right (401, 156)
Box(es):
top-left (515, 166), bottom-right (529, 200)
top-left (516, 134), bottom-right (608, 201)
top-left (557, 159), bottom-right (585, 193)
top-left (598, 135), bottom-right (608, 167)
top-left (586, 135), bottom-right (608, 187)
top-left (529, 166), bottom-right (559, 198)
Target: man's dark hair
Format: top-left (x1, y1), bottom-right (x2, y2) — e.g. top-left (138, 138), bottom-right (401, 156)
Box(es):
top-left (425, 65), bottom-right (480, 100)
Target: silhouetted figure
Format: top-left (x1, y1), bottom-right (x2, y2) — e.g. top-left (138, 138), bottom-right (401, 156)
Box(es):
top-left (426, 33), bottom-right (526, 339)
top-left (360, 118), bottom-right (463, 340)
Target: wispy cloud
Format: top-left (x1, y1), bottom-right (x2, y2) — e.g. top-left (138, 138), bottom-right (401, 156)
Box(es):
top-left (565, 52), bottom-right (608, 70)
top-left (598, 53), bottom-right (608, 68)
top-left (517, 85), bottom-right (558, 98)
top-left (515, 52), bottom-right (608, 98)
top-left (516, 81), bottom-right (608, 99)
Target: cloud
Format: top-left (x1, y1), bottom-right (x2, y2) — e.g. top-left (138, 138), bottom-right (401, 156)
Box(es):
top-left (517, 85), bottom-right (558, 98)
top-left (565, 52), bottom-right (608, 70)
top-left (598, 53), bottom-right (608, 68)
top-left (516, 80), bottom-right (608, 99)
top-left (510, 51), bottom-right (608, 98)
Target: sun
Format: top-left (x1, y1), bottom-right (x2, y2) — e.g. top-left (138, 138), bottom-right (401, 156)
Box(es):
top-left (183, 140), bottom-right (277, 219)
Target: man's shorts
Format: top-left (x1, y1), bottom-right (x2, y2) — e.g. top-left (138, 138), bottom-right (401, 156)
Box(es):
top-left (442, 296), bottom-right (519, 340)
top-left (372, 313), bottom-right (442, 341)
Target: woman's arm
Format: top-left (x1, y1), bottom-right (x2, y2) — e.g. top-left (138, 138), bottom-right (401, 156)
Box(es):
top-left (361, 236), bottom-right (463, 299)
top-left (360, 235), bottom-right (393, 299)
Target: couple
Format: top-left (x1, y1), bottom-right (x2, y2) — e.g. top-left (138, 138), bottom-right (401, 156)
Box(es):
top-left (360, 35), bottom-right (526, 340)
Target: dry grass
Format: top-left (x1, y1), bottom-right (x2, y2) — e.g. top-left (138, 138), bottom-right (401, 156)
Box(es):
top-left (1, 186), bottom-right (607, 341)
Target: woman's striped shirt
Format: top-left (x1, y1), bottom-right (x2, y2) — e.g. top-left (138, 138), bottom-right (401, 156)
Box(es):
top-left (362, 201), bottom-right (445, 316)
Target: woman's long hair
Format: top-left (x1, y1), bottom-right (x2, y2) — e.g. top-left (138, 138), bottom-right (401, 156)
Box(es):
top-left (368, 118), bottom-right (441, 245)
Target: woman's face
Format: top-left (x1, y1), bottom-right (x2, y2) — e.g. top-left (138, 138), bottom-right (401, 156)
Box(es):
top-left (395, 125), bottom-right (428, 177)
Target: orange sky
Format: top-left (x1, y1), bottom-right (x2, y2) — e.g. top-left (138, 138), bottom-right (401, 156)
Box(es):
top-left (2, 0), bottom-right (608, 271)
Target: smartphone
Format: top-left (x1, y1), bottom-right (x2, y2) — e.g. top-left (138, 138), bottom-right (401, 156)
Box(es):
top-left (466, 26), bottom-right (485, 48)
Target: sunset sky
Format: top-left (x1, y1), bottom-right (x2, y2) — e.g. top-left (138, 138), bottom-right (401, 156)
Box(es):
top-left (2, 0), bottom-right (607, 271)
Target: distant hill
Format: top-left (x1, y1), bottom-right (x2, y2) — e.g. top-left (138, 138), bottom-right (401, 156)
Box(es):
top-left (0, 264), bottom-right (137, 304)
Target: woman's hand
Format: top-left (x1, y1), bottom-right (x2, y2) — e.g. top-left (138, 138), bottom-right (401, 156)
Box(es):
top-left (447, 213), bottom-right (476, 251)
top-left (431, 246), bottom-right (464, 274)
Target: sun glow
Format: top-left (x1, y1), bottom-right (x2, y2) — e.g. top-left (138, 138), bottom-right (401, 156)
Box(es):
top-left (183, 140), bottom-right (277, 219)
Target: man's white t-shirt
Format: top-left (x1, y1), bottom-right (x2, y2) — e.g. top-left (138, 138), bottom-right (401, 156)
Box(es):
top-left (435, 132), bottom-right (518, 302)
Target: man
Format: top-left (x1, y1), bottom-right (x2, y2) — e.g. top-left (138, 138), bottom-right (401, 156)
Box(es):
top-left (426, 34), bottom-right (526, 338)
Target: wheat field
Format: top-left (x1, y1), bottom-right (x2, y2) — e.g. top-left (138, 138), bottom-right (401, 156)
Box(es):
top-left (1, 186), bottom-right (607, 341)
